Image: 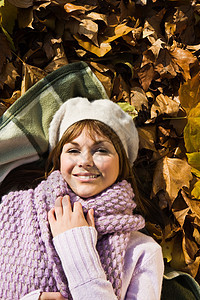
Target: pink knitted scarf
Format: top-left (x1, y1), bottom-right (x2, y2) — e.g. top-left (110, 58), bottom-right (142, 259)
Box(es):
top-left (0, 171), bottom-right (145, 299)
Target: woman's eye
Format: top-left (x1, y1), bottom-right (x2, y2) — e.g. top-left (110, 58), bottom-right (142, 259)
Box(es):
top-left (96, 148), bottom-right (108, 153)
top-left (67, 149), bottom-right (80, 154)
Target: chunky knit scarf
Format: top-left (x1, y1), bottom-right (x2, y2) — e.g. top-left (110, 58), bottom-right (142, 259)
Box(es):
top-left (0, 171), bottom-right (145, 300)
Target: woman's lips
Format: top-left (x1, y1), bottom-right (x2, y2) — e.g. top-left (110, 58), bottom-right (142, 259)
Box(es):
top-left (73, 173), bottom-right (100, 179)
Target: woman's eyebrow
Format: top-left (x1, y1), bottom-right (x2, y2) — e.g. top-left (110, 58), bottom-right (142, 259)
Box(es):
top-left (93, 140), bottom-right (112, 145)
top-left (66, 139), bottom-right (112, 146)
top-left (65, 142), bottom-right (80, 146)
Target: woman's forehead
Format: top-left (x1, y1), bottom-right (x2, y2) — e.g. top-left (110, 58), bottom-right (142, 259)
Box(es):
top-left (65, 128), bottom-right (112, 145)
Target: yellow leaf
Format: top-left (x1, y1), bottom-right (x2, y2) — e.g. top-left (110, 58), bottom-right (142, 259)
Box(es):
top-left (74, 34), bottom-right (111, 57)
top-left (161, 238), bottom-right (174, 263)
top-left (102, 22), bottom-right (134, 44)
top-left (117, 102), bottom-right (137, 119)
top-left (6, 0), bottom-right (33, 8)
top-left (179, 72), bottom-right (200, 115)
top-left (186, 152), bottom-right (200, 171)
top-left (0, 0), bottom-right (17, 34)
top-left (191, 181), bottom-right (200, 199)
top-left (184, 102), bottom-right (200, 153)
top-left (191, 168), bottom-right (200, 178)
top-left (0, 0), bottom-right (4, 7)
top-left (193, 227), bottom-right (200, 245)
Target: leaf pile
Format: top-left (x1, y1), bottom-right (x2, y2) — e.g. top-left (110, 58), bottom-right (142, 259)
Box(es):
top-left (1, 0), bottom-right (200, 282)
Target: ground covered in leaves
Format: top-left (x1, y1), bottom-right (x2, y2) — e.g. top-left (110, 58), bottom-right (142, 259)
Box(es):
top-left (0, 0), bottom-right (200, 282)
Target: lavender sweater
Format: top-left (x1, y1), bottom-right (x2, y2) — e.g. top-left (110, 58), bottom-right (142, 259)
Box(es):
top-left (21, 227), bottom-right (164, 300)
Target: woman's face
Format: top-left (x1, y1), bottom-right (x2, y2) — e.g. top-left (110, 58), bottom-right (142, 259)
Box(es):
top-left (60, 128), bottom-right (119, 198)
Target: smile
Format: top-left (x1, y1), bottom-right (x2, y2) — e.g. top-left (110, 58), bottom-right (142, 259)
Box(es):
top-left (73, 174), bottom-right (100, 179)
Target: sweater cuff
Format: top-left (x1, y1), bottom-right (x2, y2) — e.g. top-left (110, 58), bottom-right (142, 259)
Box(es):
top-left (53, 226), bottom-right (106, 289)
top-left (20, 290), bottom-right (41, 300)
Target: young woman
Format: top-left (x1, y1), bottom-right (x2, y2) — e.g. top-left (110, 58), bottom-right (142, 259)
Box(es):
top-left (0, 97), bottom-right (164, 300)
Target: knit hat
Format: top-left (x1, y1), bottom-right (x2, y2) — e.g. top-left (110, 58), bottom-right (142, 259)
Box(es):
top-left (49, 97), bottom-right (139, 165)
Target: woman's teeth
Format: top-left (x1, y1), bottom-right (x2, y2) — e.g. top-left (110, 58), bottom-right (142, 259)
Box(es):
top-left (77, 175), bottom-right (99, 179)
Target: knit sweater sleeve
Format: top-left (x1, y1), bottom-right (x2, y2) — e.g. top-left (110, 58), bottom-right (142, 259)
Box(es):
top-left (121, 231), bottom-right (164, 300)
top-left (53, 226), bottom-right (118, 300)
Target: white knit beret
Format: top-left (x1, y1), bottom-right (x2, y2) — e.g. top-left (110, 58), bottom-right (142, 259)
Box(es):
top-left (49, 97), bottom-right (139, 165)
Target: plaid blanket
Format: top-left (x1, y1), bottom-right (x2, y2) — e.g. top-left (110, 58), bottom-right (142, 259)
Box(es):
top-left (0, 61), bottom-right (108, 183)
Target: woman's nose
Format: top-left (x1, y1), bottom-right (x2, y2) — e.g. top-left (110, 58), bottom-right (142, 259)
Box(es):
top-left (78, 150), bottom-right (94, 167)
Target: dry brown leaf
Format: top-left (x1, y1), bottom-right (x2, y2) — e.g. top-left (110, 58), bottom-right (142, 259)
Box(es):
top-left (169, 46), bottom-right (198, 81)
top-left (8, 0), bottom-right (33, 8)
top-left (155, 48), bottom-right (178, 78)
top-left (64, 18), bottom-right (80, 36)
top-left (43, 34), bottom-right (57, 60)
top-left (87, 12), bottom-right (108, 25)
top-left (0, 62), bottom-right (19, 90)
top-left (0, 90), bottom-right (21, 116)
top-left (179, 72), bottom-right (200, 115)
top-left (182, 257), bottom-right (200, 279)
top-left (138, 125), bottom-right (157, 151)
top-left (142, 8), bottom-right (166, 44)
top-left (172, 195), bottom-right (190, 227)
top-left (0, 33), bottom-right (12, 74)
top-left (130, 86), bottom-right (149, 111)
top-left (0, 103), bottom-right (7, 117)
top-left (152, 157), bottom-right (193, 206)
top-left (107, 13), bottom-right (121, 27)
top-left (181, 190), bottom-right (200, 218)
top-left (18, 7), bottom-right (33, 28)
top-left (44, 44), bottom-right (68, 73)
top-left (141, 39), bottom-right (165, 67)
top-left (151, 94), bottom-right (180, 118)
top-left (1, 90), bottom-right (21, 107)
top-left (193, 227), bottom-right (200, 245)
top-left (112, 74), bottom-right (130, 103)
top-left (186, 44), bottom-right (200, 53)
top-left (165, 6), bottom-right (195, 45)
top-left (122, 26), bottom-right (142, 47)
top-left (170, 233), bottom-right (188, 270)
top-left (183, 228), bottom-right (199, 265)
top-left (64, 3), bottom-right (95, 13)
top-left (88, 62), bottom-right (113, 98)
top-left (21, 64), bottom-right (47, 95)
top-left (138, 63), bottom-right (154, 91)
top-left (119, 0), bottom-right (135, 20)
top-left (78, 18), bottom-right (99, 46)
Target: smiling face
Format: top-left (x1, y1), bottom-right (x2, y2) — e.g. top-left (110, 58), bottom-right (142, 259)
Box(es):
top-left (60, 128), bottom-right (119, 198)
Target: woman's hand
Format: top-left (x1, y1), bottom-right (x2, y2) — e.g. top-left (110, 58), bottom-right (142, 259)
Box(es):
top-left (39, 292), bottom-right (67, 299)
top-left (48, 195), bottom-right (95, 237)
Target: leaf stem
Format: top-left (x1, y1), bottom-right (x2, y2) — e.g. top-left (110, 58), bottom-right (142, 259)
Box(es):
top-left (163, 116), bottom-right (187, 120)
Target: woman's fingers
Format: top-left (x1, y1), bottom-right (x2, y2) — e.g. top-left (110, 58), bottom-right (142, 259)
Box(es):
top-left (48, 194), bottom-right (95, 236)
top-left (87, 208), bottom-right (95, 227)
top-left (73, 201), bottom-right (84, 214)
top-left (48, 207), bottom-right (56, 222)
top-left (54, 196), bottom-right (64, 218)
top-left (40, 292), bottom-right (67, 299)
top-left (62, 195), bottom-right (72, 217)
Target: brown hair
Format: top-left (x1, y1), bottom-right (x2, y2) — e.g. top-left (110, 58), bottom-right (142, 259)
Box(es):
top-left (45, 119), bottom-right (148, 216)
